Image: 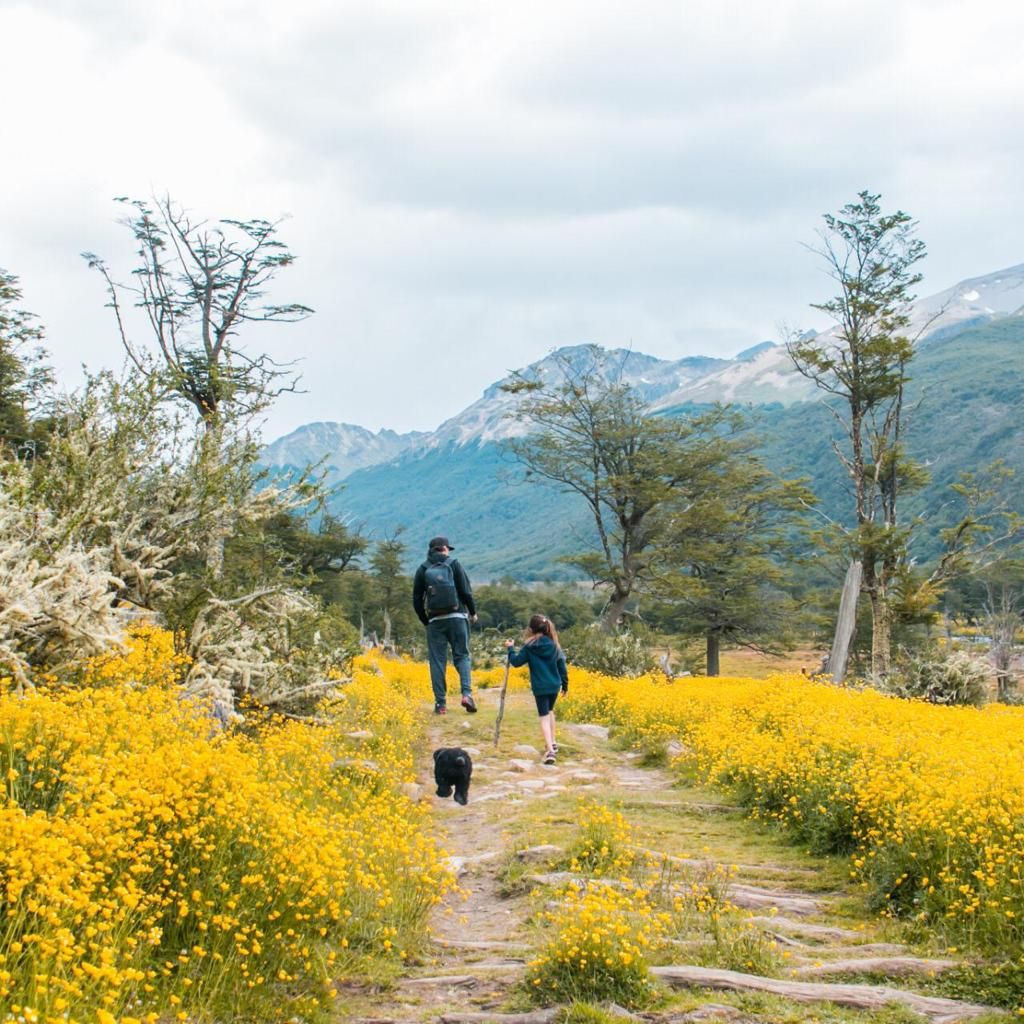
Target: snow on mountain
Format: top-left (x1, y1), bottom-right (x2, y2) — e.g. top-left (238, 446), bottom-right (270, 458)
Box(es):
top-left (260, 421), bottom-right (425, 482)
top-left (425, 345), bottom-right (730, 448)
top-left (910, 262), bottom-right (1024, 339)
top-left (260, 263), bottom-right (1022, 476)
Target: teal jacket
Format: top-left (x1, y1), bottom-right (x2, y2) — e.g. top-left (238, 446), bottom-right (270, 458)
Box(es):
top-left (507, 636), bottom-right (569, 696)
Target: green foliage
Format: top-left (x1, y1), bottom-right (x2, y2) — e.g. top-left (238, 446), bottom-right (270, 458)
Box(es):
top-left (505, 346), bottom-right (747, 628)
top-left (648, 444), bottom-right (813, 673)
top-left (883, 648), bottom-right (989, 706)
top-left (562, 624), bottom-right (655, 677)
top-left (559, 1003), bottom-right (630, 1024)
top-left (935, 958), bottom-right (1024, 1012)
top-left (0, 267), bottom-right (52, 454)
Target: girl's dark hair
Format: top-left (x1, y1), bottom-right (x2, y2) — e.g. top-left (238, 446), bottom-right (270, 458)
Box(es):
top-left (525, 613), bottom-right (560, 649)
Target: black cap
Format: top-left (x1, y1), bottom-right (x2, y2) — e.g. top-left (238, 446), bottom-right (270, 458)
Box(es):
top-left (428, 536), bottom-right (454, 551)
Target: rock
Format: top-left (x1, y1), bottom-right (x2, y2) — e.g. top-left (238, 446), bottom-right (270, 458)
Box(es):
top-left (433, 938), bottom-right (531, 951)
top-left (401, 782), bottom-right (424, 801)
top-left (517, 779), bottom-right (546, 790)
top-left (650, 965), bottom-right (996, 1022)
top-left (516, 844), bottom-right (563, 863)
top-left (727, 883), bottom-right (822, 916)
top-left (793, 956), bottom-right (959, 979)
top-left (747, 915), bottom-right (860, 942)
top-left (566, 769), bottom-right (601, 781)
top-left (508, 759), bottom-right (535, 772)
top-left (402, 974), bottom-right (477, 988)
top-left (440, 1012), bottom-right (558, 1024)
top-left (446, 851), bottom-right (501, 875)
top-left (346, 729), bottom-right (374, 740)
top-left (667, 739), bottom-right (686, 758)
top-left (512, 744), bottom-right (540, 756)
top-left (572, 723), bottom-right (609, 740)
top-left (666, 1004), bottom-right (753, 1023)
top-left (463, 746), bottom-right (482, 756)
top-left (604, 1003), bottom-right (642, 1019)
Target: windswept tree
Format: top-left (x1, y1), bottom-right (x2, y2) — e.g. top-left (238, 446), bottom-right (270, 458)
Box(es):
top-left (84, 195), bottom-right (312, 429)
top-left (650, 454), bottom-right (813, 675)
top-left (504, 346), bottom-right (739, 631)
top-left (84, 195), bottom-right (313, 576)
top-left (788, 191), bottom-right (927, 679)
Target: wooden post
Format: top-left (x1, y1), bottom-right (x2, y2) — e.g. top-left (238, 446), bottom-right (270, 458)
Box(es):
top-left (828, 560), bottom-right (862, 683)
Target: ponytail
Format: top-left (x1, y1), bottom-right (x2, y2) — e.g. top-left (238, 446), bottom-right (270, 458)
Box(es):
top-left (525, 613), bottom-right (561, 650)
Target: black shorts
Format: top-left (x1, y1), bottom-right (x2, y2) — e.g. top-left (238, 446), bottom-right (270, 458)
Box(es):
top-left (534, 691), bottom-right (559, 716)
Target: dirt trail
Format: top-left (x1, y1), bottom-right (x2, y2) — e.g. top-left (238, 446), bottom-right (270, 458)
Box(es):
top-left (340, 687), bottom-right (990, 1024)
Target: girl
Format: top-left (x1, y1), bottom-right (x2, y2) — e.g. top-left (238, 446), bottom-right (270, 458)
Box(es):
top-left (505, 613), bottom-right (568, 764)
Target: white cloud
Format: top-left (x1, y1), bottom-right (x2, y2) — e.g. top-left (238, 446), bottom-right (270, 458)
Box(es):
top-left (2, 0), bottom-right (1023, 437)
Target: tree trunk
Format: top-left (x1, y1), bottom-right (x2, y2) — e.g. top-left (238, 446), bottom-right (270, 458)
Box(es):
top-left (828, 560), bottom-right (862, 683)
top-left (200, 420), bottom-right (227, 579)
top-left (600, 587), bottom-right (630, 633)
top-left (706, 633), bottom-right (720, 676)
top-left (382, 608), bottom-right (392, 649)
top-left (869, 592), bottom-right (892, 679)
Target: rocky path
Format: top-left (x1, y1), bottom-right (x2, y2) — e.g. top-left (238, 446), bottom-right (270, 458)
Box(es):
top-left (341, 688), bottom-right (999, 1024)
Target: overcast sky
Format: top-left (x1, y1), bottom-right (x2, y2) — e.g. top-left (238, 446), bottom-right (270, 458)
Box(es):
top-left (2, 0), bottom-right (1022, 439)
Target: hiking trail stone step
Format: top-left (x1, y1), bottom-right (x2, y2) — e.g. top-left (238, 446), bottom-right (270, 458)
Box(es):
top-left (650, 965), bottom-right (998, 1023)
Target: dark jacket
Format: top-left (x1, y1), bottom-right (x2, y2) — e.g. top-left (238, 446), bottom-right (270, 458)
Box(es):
top-left (507, 635), bottom-right (568, 696)
top-left (412, 551), bottom-right (477, 626)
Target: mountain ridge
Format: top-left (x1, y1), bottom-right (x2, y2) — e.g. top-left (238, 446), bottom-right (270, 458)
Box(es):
top-left (262, 262), bottom-right (1024, 480)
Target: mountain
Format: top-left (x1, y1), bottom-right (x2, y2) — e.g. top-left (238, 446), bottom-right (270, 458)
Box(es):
top-left (259, 264), bottom-right (1024, 576)
top-left (260, 421), bottom-right (426, 486)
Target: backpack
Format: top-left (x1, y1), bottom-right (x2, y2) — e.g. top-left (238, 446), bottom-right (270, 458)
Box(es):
top-left (423, 557), bottom-right (460, 615)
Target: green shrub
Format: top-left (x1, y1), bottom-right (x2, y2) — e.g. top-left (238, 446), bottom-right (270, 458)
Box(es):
top-left (884, 649), bottom-right (989, 706)
top-left (562, 625), bottom-right (654, 678)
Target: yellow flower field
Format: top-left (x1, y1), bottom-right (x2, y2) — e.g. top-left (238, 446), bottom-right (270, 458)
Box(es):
top-left (561, 669), bottom-right (1024, 952)
top-left (0, 634), bottom-right (454, 1024)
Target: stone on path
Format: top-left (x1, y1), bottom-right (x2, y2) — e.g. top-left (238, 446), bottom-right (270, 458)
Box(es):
top-left (508, 759), bottom-right (535, 772)
top-left (439, 1012), bottom-right (558, 1024)
top-left (512, 744), bottom-right (539, 756)
top-left (401, 974), bottom-right (477, 988)
top-left (792, 956), bottom-right (959, 979)
top-left (515, 844), bottom-right (562, 863)
top-left (570, 723), bottom-right (609, 740)
top-left (446, 851), bottom-right (501, 875)
top-left (432, 937), bottom-right (531, 952)
top-left (727, 883), bottom-right (823, 916)
top-left (651, 965), bottom-right (997, 1023)
top-left (401, 782), bottom-right (424, 801)
top-left (747, 915), bottom-right (860, 942)
top-left (517, 779), bottom-right (546, 790)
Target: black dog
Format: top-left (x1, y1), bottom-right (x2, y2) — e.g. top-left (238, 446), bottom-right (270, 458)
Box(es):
top-left (433, 747), bottom-right (472, 806)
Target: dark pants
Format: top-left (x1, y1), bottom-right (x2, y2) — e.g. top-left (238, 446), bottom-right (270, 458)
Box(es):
top-left (427, 616), bottom-right (472, 705)
top-left (534, 691), bottom-right (559, 716)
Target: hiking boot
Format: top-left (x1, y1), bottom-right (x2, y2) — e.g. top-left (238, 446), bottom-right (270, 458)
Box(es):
top-left (461, 694), bottom-right (478, 714)
top-left (434, 704), bottom-right (447, 715)
top-left (551, 742), bottom-right (559, 753)
top-left (542, 749), bottom-right (556, 765)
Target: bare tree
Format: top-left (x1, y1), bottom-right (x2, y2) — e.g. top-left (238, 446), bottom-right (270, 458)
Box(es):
top-left (84, 195), bottom-right (312, 429)
top-left (980, 564), bottom-right (1024, 701)
top-left (788, 191), bottom-right (927, 679)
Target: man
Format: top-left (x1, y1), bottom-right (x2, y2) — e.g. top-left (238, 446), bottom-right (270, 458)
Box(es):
top-left (412, 536), bottom-right (479, 715)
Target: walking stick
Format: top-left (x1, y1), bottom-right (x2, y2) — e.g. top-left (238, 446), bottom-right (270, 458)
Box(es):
top-left (493, 658), bottom-right (511, 749)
